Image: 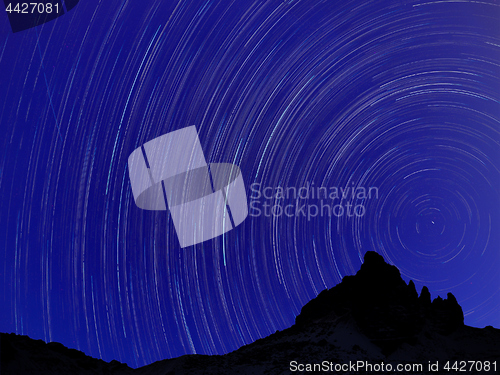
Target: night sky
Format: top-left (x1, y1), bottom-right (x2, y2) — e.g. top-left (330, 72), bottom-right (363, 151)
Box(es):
top-left (0, 0), bottom-right (499, 369)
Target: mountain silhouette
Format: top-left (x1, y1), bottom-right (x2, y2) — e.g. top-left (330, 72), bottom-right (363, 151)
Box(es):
top-left (1, 251), bottom-right (499, 374)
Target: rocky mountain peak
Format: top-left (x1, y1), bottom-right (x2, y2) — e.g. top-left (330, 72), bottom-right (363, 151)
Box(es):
top-left (2, 251), bottom-right (495, 375)
top-left (295, 251), bottom-right (464, 353)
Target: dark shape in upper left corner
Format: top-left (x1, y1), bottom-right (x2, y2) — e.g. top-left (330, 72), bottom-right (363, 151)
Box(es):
top-left (3, 0), bottom-right (80, 33)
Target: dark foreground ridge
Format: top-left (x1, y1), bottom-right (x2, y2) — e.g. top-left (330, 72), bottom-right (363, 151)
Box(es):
top-left (2, 252), bottom-right (499, 374)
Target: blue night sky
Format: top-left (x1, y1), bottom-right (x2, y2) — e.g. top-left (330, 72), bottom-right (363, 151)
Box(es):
top-left (0, 0), bottom-right (499, 369)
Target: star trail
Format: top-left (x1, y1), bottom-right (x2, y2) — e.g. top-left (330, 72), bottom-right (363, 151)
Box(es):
top-left (0, 0), bottom-right (499, 368)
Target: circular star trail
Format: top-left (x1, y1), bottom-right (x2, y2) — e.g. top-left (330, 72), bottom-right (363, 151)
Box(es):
top-left (0, 0), bottom-right (499, 368)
